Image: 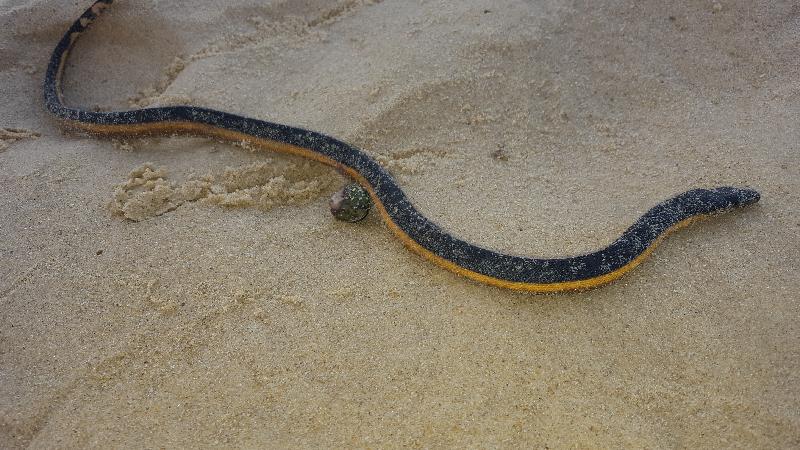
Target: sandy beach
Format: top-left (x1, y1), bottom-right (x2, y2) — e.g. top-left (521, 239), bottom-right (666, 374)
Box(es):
top-left (1, 0), bottom-right (798, 447)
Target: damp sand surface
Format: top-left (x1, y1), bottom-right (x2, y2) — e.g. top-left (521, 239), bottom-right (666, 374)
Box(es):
top-left (1, 0), bottom-right (799, 447)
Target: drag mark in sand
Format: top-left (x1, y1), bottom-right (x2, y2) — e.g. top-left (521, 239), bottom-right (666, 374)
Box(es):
top-left (109, 161), bottom-right (335, 221)
top-left (0, 128), bottom-right (40, 152)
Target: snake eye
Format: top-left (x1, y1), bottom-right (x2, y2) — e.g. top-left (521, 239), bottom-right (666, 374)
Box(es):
top-left (330, 182), bottom-right (371, 222)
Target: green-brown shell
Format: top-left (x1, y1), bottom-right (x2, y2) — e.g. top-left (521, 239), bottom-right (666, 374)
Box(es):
top-left (329, 182), bottom-right (371, 222)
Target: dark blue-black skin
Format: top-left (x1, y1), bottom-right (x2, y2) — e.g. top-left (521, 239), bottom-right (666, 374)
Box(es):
top-left (45, 0), bottom-right (760, 286)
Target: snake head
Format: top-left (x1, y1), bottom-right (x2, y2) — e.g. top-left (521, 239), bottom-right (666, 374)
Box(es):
top-left (712, 186), bottom-right (761, 208)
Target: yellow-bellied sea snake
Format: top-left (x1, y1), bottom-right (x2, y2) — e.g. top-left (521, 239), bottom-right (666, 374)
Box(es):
top-left (45, 0), bottom-right (760, 292)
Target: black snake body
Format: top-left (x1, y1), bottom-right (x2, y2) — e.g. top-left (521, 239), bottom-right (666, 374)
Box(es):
top-left (45, 0), bottom-right (760, 292)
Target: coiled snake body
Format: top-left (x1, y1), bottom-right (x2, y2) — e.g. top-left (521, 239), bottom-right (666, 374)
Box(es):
top-left (45, 0), bottom-right (760, 292)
